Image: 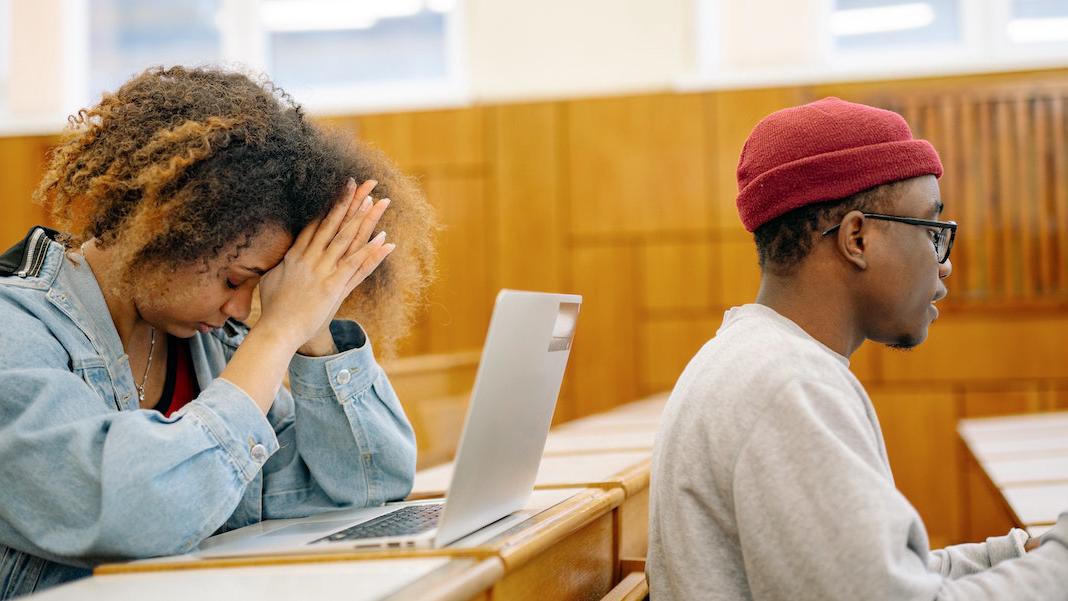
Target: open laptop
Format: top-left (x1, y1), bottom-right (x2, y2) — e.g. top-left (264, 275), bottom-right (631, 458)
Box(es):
top-left (196, 289), bottom-right (581, 557)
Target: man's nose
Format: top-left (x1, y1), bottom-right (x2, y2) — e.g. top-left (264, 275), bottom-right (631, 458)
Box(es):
top-left (939, 257), bottom-right (952, 280)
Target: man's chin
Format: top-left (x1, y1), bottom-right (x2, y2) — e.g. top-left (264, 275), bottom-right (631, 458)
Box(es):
top-left (883, 328), bottom-right (928, 351)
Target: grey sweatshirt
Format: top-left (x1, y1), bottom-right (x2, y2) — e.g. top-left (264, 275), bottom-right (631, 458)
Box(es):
top-left (648, 304), bottom-right (1068, 600)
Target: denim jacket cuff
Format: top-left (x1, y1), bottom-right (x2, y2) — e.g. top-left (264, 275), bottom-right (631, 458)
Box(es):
top-left (186, 378), bottom-right (280, 482)
top-left (288, 320), bottom-right (378, 402)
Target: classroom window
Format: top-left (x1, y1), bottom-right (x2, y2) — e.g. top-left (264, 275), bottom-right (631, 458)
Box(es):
top-left (80, 0), bottom-right (463, 115)
top-left (1006, 0), bottom-right (1068, 44)
top-left (264, 1), bottom-right (451, 88)
top-left (829, 0), bottom-right (963, 53)
top-left (89, 0), bottom-right (224, 98)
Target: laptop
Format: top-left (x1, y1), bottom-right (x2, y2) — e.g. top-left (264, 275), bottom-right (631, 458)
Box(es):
top-left (196, 289), bottom-right (582, 557)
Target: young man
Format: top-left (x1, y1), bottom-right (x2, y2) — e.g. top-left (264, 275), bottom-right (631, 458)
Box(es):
top-left (648, 97), bottom-right (1068, 600)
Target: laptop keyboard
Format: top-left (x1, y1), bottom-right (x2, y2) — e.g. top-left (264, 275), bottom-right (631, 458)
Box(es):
top-left (312, 503), bottom-right (445, 544)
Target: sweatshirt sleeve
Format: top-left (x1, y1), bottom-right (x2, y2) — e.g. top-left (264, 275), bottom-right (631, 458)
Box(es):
top-left (926, 529), bottom-right (1028, 578)
top-left (732, 379), bottom-right (1068, 601)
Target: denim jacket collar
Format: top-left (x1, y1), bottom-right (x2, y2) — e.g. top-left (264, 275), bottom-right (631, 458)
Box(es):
top-left (40, 241), bottom-right (140, 410)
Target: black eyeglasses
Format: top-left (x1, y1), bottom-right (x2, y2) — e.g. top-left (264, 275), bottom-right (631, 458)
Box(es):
top-left (822, 213), bottom-right (958, 264)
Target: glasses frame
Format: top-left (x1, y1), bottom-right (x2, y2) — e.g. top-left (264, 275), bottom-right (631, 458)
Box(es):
top-left (821, 212), bottom-right (958, 264)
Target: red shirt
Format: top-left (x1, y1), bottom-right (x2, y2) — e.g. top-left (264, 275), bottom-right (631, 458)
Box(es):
top-left (153, 336), bottom-right (200, 417)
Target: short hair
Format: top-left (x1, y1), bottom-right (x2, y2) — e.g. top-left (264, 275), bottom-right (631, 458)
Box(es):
top-left (753, 180), bottom-right (904, 275)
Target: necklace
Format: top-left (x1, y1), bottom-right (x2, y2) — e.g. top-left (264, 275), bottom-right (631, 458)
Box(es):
top-left (137, 328), bottom-right (157, 403)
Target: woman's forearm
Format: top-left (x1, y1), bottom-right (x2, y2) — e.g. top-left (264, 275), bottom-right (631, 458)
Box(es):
top-left (219, 326), bottom-right (299, 413)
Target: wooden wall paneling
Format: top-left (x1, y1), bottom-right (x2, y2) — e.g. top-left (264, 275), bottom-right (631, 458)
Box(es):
top-left (963, 452), bottom-right (1020, 542)
top-left (565, 94), bottom-right (711, 237)
top-left (869, 387), bottom-right (961, 547)
top-left (354, 107), bottom-right (485, 171)
top-left (879, 315), bottom-right (1068, 383)
top-left (1052, 94), bottom-right (1068, 294)
top-left (567, 245), bottom-right (639, 419)
top-left (637, 317), bottom-right (718, 395)
top-left (0, 136), bottom-right (52, 247)
top-left (931, 95), bottom-right (966, 289)
top-left (958, 382), bottom-right (1047, 542)
top-left (977, 98), bottom-right (1000, 303)
top-left (1014, 94), bottom-right (1038, 300)
top-left (713, 231), bottom-right (761, 308)
top-left (1047, 383), bottom-right (1068, 410)
top-left (313, 114), bottom-right (361, 140)
top-left (638, 239), bottom-right (716, 312)
top-left (996, 98), bottom-right (1020, 299)
top-left (961, 383), bottom-right (1045, 418)
top-left (708, 88), bottom-right (806, 232)
top-left (488, 102), bottom-right (565, 293)
top-left (849, 341), bottom-right (883, 385)
top-left (406, 173), bottom-right (494, 356)
top-left (956, 97), bottom-right (981, 299)
top-left (1033, 95), bottom-right (1055, 294)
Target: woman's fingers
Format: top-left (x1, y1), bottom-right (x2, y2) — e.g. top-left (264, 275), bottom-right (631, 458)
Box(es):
top-left (353, 197), bottom-right (391, 248)
top-left (324, 195), bottom-right (391, 266)
top-left (344, 240), bottom-right (396, 292)
top-left (308, 178), bottom-right (357, 251)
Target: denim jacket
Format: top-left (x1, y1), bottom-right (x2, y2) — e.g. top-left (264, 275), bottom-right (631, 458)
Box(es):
top-left (0, 228), bottom-right (417, 598)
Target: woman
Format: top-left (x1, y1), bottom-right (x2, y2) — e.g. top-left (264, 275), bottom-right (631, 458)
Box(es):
top-left (0, 66), bottom-right (436, 598)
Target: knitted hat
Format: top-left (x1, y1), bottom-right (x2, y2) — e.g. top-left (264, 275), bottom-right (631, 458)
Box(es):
top-left (735, 97), bottom-right (943, 232)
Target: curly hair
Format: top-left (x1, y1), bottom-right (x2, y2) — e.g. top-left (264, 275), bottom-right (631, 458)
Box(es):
top-left (33, 65), bottom-right (436, 354)
top-left (753, 180), bottom-right (903, 276)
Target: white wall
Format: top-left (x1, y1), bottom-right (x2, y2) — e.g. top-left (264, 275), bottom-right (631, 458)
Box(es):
top-left (465, 0), bottom-right (695, 102)
top-left (3, 0), bottom-right (1068, 134)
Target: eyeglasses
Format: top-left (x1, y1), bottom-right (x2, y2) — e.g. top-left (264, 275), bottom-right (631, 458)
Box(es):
top-left (822, 213), bottom-right (958, 264)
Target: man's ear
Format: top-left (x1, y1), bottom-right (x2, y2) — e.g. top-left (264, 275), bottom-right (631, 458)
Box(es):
top-left (836, 210), bottom-right (868, 270)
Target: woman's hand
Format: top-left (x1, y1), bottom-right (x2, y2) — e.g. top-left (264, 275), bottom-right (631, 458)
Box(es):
top-left (256, 178), bottom-right (395, 354)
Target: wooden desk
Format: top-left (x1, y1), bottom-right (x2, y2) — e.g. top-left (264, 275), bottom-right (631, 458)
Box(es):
top-left (42, 557), bottom-right (500, 601)
top-left (411, 451), bottom-right (652, 574)
top-left (411, 452), bottom-right (651, 497)
top-left (542, 430), bottom-right (656, 456)
top-left (97, 488), bottom-right (621, 601)
top-left (959, 412), bottom-right (1068, 534)
top-left (90, 395), bottom-right (669, 601)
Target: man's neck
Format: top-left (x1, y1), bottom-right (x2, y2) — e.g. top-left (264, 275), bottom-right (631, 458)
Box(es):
top-left (754, 271), bottom-right (865, 358)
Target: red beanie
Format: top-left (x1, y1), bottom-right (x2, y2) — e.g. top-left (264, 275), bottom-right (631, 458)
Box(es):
top-left (736, 97), bottom-right (943, 232)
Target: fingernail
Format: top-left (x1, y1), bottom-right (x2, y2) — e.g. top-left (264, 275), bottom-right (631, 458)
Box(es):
top-left (347, 177), bottom-right (356, 188)
top-left (384, 243), bottom-right (396, 252)
top-left (369, 179), bottom-right (378, 188)
top-left (361, 196), bottom-right (373, 210)
top-left (375, 231), bottom-right (387, 243)
top-left (381, 197), bottom-right (391, 207)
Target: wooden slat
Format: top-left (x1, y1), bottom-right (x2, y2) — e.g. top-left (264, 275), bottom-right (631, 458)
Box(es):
top-left (977, 98), bottom-right (1000, 301)
top-left (1052, 94), bottom-right (1068, 294)
top-left (996, 98), bottom-right (1018, 299)
top-left (1013, 94), bottom-right (1037, 299)
top-left (1033, 96), bottom-right (1055, 294)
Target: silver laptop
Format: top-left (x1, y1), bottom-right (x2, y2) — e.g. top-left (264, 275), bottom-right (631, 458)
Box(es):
top-left (196, 290), bottom-right (581, 557)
